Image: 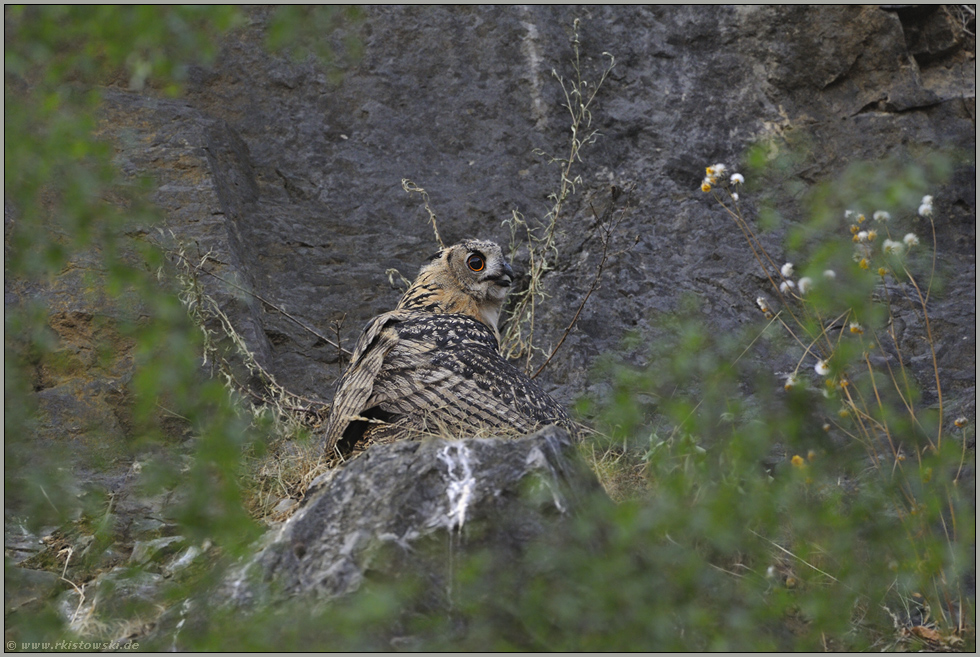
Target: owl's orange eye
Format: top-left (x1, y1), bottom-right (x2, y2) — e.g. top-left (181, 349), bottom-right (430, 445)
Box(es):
top-left (467, 254), bottom-right (485, 272)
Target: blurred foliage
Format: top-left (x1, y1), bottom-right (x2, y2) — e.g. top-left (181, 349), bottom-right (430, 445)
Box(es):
top-left (3, 6), bottom-right (973, 653)
top-left (265, 5), bottom-right (364, 74)
top-left (3, 4), bottom-right (359, 647)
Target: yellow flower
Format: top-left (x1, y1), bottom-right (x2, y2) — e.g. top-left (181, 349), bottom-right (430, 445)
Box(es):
top-left (954, 417), bottom-right (968, 428)
top-left (701, 181), bottom-right (711, 192)
top-left (857, 214), bottom-right (866, 223)
top-left (858, 258), bottom-right (869, 269)
top-left (849, 322), bottom-right (864, 334)
top-left (791, 455), bottom-right (805, 468)
top-left (807, 450), bottom-right (816, 461)
top-left (850, 224), bottom-right (859, 234)
top-left (877, 267), bottom-right (886, 276)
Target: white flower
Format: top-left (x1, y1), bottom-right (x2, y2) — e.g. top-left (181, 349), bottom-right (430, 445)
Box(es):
top-left (755, 296), bottom-right (769, 312)
top-left (712, 163), bottom-right (727, 176)
top-left (903, 232), bottom-right (920, 247)
top-left (849, 322), bottom-right (864, 335)
top-left (873, 210), bottom-right (891, 222)
top-left (798, 277), bottom-right (812, 294)
top-left (784, 372), bottom-right (800, 390)
top-left (857, 231), bottom-right (868, 242)
top-left (779, 280), bottom-right (795, 293)
top-left (815, 359), bottom-right (830, 376)
top-left (730, 173), bottom-right (744, 185)
top-left (823, 269), bottom-right (836, 280)
top-left (731, 192), bottom-right (739, 201)
top-left (844, 210), bottom-right (857, 220)
top-left (918, 195), bottom-right (934, 218)
top-left (882, 239), bottom-right (904, 255)
top-left (780, 262), bottom-right (794, 278)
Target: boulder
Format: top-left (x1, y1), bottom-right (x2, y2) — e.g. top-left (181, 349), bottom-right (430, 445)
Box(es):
top-left (223, 425), bottom-right (604, 605)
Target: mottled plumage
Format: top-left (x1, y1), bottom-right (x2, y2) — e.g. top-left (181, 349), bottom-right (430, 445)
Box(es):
top-left (323, 239), bottom-right (571, 457)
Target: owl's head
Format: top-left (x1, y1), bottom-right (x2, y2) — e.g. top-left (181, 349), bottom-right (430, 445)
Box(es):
top-left (397, 239), bottom-right (515, 339)
top-left (438, 239), bottom-right (514, 303)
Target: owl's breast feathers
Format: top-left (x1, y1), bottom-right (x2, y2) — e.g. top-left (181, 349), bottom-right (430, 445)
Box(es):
top-left (322, 310), bottom-right (571, 456)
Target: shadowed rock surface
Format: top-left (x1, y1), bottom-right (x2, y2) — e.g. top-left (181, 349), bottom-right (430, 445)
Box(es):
top-left (220, 425), bottom-right (602, 608)
top-left (13, 5), bottom-right (973, 455)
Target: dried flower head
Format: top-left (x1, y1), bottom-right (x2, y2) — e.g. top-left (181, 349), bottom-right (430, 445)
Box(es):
top-left (798, 277), bottom-right (812, 294)
top-left (954, 417), bottom-right (968, 428)
top-left (780, 262), bottom-right (794, 278)
top-left (823, 269), bottom-right (836, 280)
top-left (815, 359), bottom-right (830, 376)
top-left (882, 239), bottom-right (904, 255)
top-left (873, 210), bottom-right (891, 222)
top-left (784, 372), bottom-right (799, 391)
top-left (903, 232), bottom-right (920, 247)
top-left (730, 172), bottom-right (744, 185)
top-left (918, 195), bottom-right (934, 218)
top-left (779, 280), bottom-right (795, 293)
top-left (756, 296), bottom-right (770, 313)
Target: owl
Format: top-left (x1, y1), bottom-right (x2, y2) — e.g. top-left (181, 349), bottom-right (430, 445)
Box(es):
top-left (322, 239), bottom-right (573, 457)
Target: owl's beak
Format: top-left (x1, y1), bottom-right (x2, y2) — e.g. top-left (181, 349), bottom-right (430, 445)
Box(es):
top-left (495, 262), bottom-right (514, 287)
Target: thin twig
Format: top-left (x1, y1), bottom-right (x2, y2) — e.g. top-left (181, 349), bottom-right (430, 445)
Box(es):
top-left (401, 179), bottom-right (445, 249)
top-left (169, 249), bottom-right (350, 356)
top-left (748, 529), bottom-right (839, 583)
top-left (531, 198), bottom-right (637, 379)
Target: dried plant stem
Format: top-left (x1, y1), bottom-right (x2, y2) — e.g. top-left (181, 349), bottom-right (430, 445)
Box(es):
top-left (401, 179), bottom-right (445, 249)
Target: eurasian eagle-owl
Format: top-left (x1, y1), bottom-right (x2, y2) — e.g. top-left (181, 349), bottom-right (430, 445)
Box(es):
top-left (322, 239), bottom-right (572, 457)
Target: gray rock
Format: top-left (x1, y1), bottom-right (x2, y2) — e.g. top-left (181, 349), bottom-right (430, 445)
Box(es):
top-left (162, 545), bottom-right (205, 577)
top-left (130, 536), bottom-right (186, 566)
top-left (4, 567), bottom-right (64, 613)
top-left (56, 566), bottom-right (166, 631)
top-left (3, 522), bottom-right (45, 564)
top-left (223, 425), bottom-right (604, 605)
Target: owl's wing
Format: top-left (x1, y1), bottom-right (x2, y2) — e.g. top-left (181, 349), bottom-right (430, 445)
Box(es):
top-left (322, 310), bottom-right (409, 456)
top-left (368, 314), bottom-right (570, 436)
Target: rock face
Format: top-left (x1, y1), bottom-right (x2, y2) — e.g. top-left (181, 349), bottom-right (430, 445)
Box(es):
top-left (6, 3), bottom-right (976, 631)
top-left (10, 6), bottom-right (958, 424)
top-left (223, 426), bottom-right (602, 605)
top-left (99, 5), bottom-right (973, 406)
